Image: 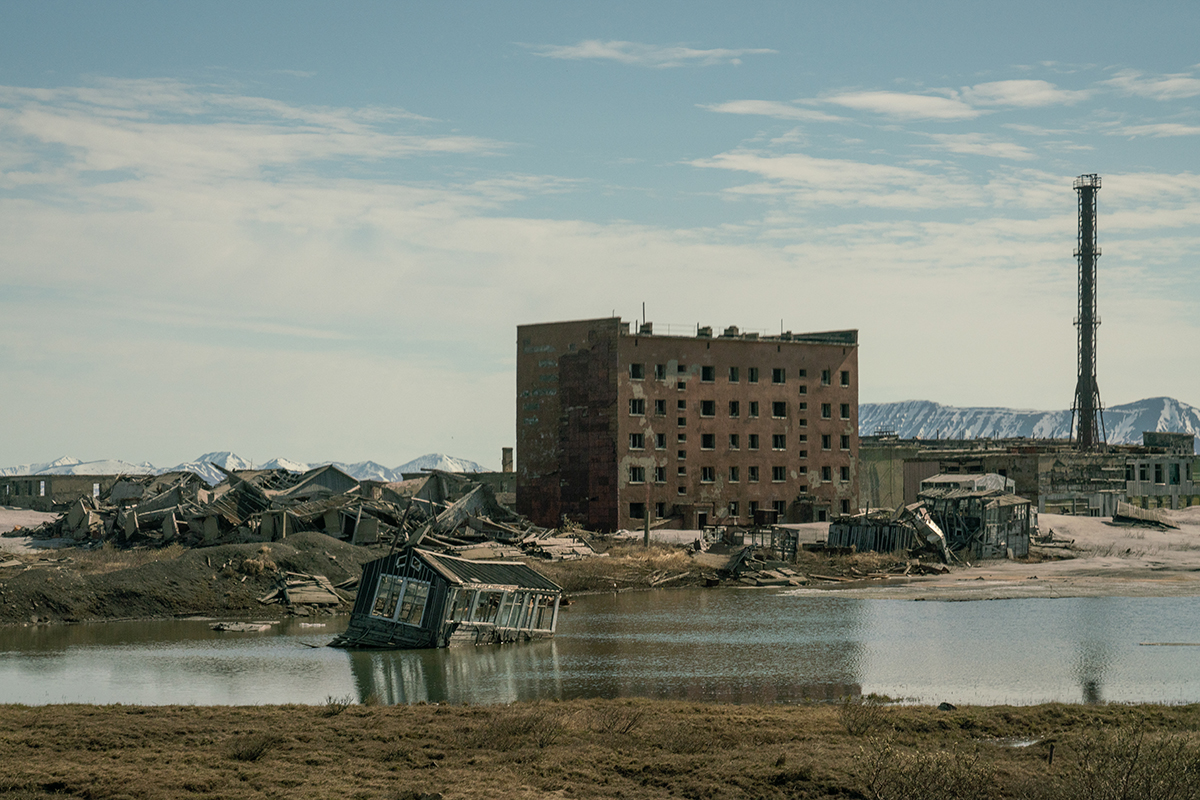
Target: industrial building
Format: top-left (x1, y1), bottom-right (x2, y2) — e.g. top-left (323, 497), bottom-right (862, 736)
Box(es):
top-left (0, 474), bottom-right (121, 512)
top-left (859, 432), bottom-right (1197, 516)
top-left (516, 317), bottom-right (859, 530)
top-left (857, 175), bottom-right (1198, 520)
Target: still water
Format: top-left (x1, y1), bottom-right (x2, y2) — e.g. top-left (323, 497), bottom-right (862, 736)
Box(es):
top-left (2, 590), bottom-right (1198, 706)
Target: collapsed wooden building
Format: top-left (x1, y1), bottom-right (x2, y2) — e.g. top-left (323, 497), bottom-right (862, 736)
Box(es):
top-left (330, 547), bottom-right (564, 650)
top-left (829, 472), bottom-right (1033, 560)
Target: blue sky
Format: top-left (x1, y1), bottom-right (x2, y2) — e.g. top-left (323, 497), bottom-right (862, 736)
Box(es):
top-left (1, 1), bottom-right (1198, 468)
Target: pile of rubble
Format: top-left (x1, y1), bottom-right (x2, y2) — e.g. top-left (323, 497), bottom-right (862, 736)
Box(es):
top-left (5, 464), bottom-right (599, 563)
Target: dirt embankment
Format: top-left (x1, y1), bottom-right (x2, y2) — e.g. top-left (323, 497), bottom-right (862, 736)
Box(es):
top-left (1, 700), bottom-right (1199, 800)
top-left (5, 505), bottom-right (1200, 626)
top-left (0, 531), bottom-right (377, 626)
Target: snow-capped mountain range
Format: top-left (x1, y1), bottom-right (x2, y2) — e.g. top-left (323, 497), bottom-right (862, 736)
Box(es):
top-left (0, 452), bottom-right (490, 486)
top-left (860, 396), bottom-right (1200, 445)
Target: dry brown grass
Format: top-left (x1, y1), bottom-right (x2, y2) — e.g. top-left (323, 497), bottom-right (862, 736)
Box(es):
top-left (1, 701), bottom-right (1198, 800)
top-left (530, 542), bottom-right (703, 593)
top-left (67, 542), bottom-right (187, 575)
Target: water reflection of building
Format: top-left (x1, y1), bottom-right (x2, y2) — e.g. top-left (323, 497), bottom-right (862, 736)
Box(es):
top-left (345, 589), bottom-right (870, 705)
top-left (347, 639), bottom-right (564, 706)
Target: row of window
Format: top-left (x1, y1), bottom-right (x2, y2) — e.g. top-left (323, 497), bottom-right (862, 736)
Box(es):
top-left (629, 398), bottom-right (851, 420)
top-left (630, 363), bottom-right (851, 387)
top-left (628, 498), bottom-right (854, 520)
top-left (1, 481), bottom-right (46, 497)
top-left (1127, 462), bottom-right (1192, 485)
top-left (629, 464), bottom-right (849, 484)
top-left (629, 432), bottom-right (852, 452)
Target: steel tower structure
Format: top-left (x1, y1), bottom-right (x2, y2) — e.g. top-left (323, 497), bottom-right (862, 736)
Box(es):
top-left (1070, 174), bottom-right (1106, 450)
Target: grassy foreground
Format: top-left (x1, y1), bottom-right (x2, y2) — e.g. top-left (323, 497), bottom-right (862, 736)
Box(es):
top-left (2, 700), bottom-right (1199, 799)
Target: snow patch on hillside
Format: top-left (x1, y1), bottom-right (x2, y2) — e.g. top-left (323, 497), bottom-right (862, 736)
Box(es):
top-left (861, 396), bottom-right (1200, 446)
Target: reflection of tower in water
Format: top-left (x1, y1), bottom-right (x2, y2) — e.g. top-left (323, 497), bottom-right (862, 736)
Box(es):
top-left (1071, 600), bottom-right (1113, 704)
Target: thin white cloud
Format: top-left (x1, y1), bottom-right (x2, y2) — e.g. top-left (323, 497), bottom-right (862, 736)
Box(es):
top-left (0, 79), bottom-right (501, 192)
top-left (962, 80), bottom-right (1090, 107)
top-left (526, 40), bottom-right (775, 68)
top-left (800, 79), bottom-right (1085, 122)
top-left (922, 133), bottom-right (1035, 160)
top-left (823, 90), bottom-right (979, 120)
top-left (1113, 122), bottom-right (1200, 138)
top-left (691, 150), bottom-right (982, 209)
top-left (1002, 123), bottom-right (1076, 136)
top-left (1104, 69), bottom-right (1200, 100)
top-left (701, 100), bottom-right (846, 123)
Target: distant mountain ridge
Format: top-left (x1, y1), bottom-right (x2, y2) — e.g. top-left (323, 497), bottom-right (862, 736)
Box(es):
top-left (859, 396), bottom-right (1200, 445)
top-left (0, 452), bottom-right (491, 485)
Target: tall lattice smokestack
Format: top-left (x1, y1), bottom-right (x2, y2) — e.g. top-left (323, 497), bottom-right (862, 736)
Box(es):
top-left (1070, 174), bottom-right (1105, 450)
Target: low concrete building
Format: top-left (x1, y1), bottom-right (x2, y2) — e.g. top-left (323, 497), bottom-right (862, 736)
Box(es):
top-left (860, 433), bottom-right (1199, 516)
top-left (0, 474), bottom-right (122, 512)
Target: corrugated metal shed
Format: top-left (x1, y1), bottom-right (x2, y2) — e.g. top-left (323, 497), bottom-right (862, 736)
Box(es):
top-left (419, 549), bottom-right (562, 592)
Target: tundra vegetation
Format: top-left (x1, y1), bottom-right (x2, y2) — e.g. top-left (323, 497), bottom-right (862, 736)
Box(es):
top-left (0, 700), bottom-right (1197, 799)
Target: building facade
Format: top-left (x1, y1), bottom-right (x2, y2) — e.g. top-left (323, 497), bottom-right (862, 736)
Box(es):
top-left (516, 317), bottom-right (859, 530)
top-left (860, 433), bottom-right (1198, 516)
top-left (0, 474), bottom-right (121, 512)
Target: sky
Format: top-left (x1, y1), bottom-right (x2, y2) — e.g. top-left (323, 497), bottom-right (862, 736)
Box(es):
top-left (1, 1), bottom-right (1198, 469)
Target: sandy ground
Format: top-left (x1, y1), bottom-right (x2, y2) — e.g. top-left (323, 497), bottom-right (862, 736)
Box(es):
top-left (0, 506), bottom-right (65, 553)
top-left (815, 508), bottom-right (1200, 600)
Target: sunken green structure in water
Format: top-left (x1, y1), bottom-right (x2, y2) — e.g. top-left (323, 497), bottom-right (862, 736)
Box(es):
top-left (330, 548), bottom-right (563, 649)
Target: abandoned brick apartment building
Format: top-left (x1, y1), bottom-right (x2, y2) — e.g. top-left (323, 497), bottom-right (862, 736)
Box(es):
top-left (516, 317), bottom-right (859, 530)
